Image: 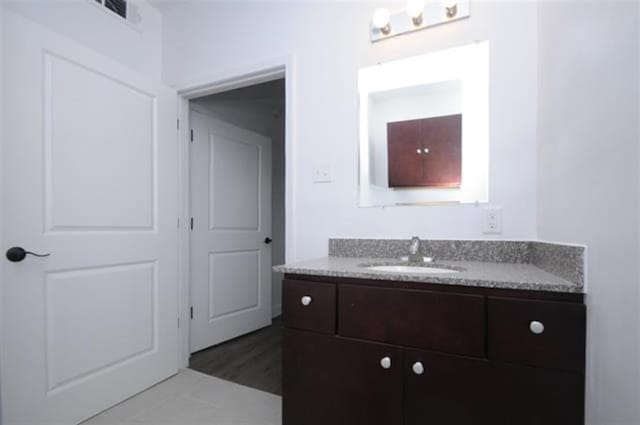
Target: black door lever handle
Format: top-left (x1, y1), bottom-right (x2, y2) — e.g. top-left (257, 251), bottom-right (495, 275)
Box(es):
top-left (6, 247), bottom-right (51, 262)
top-left (264, 237), bottom-right (272, 245)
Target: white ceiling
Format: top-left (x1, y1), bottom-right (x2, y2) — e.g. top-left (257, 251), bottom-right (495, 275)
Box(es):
top-left (146, 0), bottom-right (187, 14)
top-left (146, 0), bottom-right (329, 14)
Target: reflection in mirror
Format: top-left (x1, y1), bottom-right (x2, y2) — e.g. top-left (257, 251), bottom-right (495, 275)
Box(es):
top-left (373, 81), bottom-right (462, 189)
top-left (358, 41), bottom-right (489, 207)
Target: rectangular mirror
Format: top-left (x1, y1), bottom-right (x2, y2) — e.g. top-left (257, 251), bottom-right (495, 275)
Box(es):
top-left (358, 41), bottom-right (489, 207)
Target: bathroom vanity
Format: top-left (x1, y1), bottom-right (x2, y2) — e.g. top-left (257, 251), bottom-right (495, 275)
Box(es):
top-left (276, 239), bottom-right (586, 425)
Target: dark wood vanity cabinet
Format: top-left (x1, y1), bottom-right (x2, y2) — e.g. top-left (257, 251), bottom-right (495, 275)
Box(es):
top-left (387, 114), bottom-right (462, 188)
top-left (282, 277), bottom-right (586, 425)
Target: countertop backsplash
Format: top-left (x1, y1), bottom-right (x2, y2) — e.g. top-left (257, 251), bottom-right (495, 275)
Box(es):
top-left (327, 238), bottom-right (585, 287)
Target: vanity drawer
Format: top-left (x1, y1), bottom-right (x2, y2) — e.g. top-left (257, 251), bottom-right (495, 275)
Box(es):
top-left (488, 297), bottom-right (586, 372)
top-left (283, 280), bottom-right (336, 334)
top-left (338, 284), bottom-right (486, 357)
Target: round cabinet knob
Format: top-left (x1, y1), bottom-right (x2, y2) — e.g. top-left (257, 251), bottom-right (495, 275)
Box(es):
top-left (300, 296), bottom-right (312, 306)
top-left (529, 320), bottom-right (545, 335)
top-left (416, 148), bottom-right (422, 154)
top-left (380, 356), bottom-right (392, 369)
top-left (412, 361), bottom-right (424, 375)
top-left (423, 148), bottom-right (429, 154)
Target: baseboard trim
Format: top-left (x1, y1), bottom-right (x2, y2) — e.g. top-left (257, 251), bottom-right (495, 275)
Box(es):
top-left (272, 304), bottom-right (282, 318)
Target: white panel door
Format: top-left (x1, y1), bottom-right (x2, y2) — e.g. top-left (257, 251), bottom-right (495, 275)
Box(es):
top-left (189, 107), bottom-right (272, 353)
top-left (2, 13), bottom-right (178, 424)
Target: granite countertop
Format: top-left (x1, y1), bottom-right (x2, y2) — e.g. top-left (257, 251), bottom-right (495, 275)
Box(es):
top-left (273, 256), bottom-right (584, 294)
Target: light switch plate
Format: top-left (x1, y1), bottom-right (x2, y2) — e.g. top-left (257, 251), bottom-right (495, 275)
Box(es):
top-left (312, 164), bottom-right (332, 183)
top-left (483, 206), bottom-right (502, 234)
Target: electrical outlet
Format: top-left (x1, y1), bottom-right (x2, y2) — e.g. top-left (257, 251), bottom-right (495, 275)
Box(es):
top-left (312, 164), bottom-right (332, 183)
top-left (483, 206), bottom-right (502, 234)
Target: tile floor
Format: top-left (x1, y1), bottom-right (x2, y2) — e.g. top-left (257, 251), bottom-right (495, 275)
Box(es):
top-left (81, 369), bottom-right (282, 425)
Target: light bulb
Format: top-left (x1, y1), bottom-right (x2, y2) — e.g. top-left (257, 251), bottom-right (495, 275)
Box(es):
top-left (441, 0), bottom-right (458, 18)
top-left (372, 8), bottom-right (391, 35)
top-left (406, 0), bottom-right (425, 26)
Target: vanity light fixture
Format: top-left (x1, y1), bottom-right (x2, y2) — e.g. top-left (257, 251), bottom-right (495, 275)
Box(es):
top-left (370, 0), bottom-right (469, 42)
top-left (372, 8), bottom-right (392, 35)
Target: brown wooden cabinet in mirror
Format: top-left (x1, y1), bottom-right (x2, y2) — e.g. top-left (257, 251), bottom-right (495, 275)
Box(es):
top-left (387, 114), bottom-right (462, 188)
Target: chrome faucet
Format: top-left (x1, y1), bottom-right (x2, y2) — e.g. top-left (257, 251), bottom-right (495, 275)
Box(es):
top-left (408, 236), bottom-right (422, 263)
top-left (403, 236), bottom-right (434, 264)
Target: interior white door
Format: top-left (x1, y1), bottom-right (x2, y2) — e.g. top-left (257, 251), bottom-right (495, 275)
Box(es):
top-left (189, 107), bottom-right (272, 353)
top-left (2, 13), bottom-right (179, 424)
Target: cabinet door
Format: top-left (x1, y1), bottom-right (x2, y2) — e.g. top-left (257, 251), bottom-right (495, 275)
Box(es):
top-left (387, 119), bottom-right (423, 187)
top-left (332, 337), bottom-right (404, 425)
top-left (283, 329), bottom-right (338, 425)
top-left (404, 349), bottom-right (493, 425)
top-left (492, 362), bottom-right (584, 425)
top-left (283, 329), bottom-right (403, 425)
top-left (421, 114), bottom-right (462, 187)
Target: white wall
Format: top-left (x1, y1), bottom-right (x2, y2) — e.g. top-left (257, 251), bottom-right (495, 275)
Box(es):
top-left (162, 1), bottom-right (539, 260)
top-left (192, 89), bottom-right (286, 317)
top-left (537, 2), bottom-right (640, 425)
top-left (4, 0), bottom-right (162, 80)
top-left (269, 104), bottom-right (285, 317)
top-left (193, 98), bottom-right (279, 136)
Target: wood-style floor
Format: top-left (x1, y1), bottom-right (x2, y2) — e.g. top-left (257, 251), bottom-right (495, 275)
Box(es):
top-left (189, 316), bottom-right (283, 396)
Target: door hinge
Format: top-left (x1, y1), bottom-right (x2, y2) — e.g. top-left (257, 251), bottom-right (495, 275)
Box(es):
top-left (177, 218), bottom-right (180, 228)
top-left (190, 129), bottom-right (194, 142)
top-left (177, 317), bottom-right (180, 328)
top-left (190, 307), bottom-right (194, 319)
top-left (177, 119), bottom-right (180, 129)
top-left (190, 217), bottom-right (194, 230)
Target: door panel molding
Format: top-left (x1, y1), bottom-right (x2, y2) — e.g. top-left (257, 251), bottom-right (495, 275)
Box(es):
top-left (43, 52), bottom-right (158, 233)
top-left (208, 249), bottom-right (261, 320)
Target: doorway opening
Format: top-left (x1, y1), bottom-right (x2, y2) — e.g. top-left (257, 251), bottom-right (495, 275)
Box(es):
top-left (184, 78), bottom-right (286, 396)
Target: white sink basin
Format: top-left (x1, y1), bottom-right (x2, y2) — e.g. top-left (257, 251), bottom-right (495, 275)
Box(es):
top-left (366, 265), bottom-right (459, 274)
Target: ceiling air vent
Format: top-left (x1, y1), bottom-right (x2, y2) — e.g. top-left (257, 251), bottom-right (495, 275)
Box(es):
top-left (105, 0), bottom-right (127, 19)
top-left (92, 0), bottom-right (142, 27)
